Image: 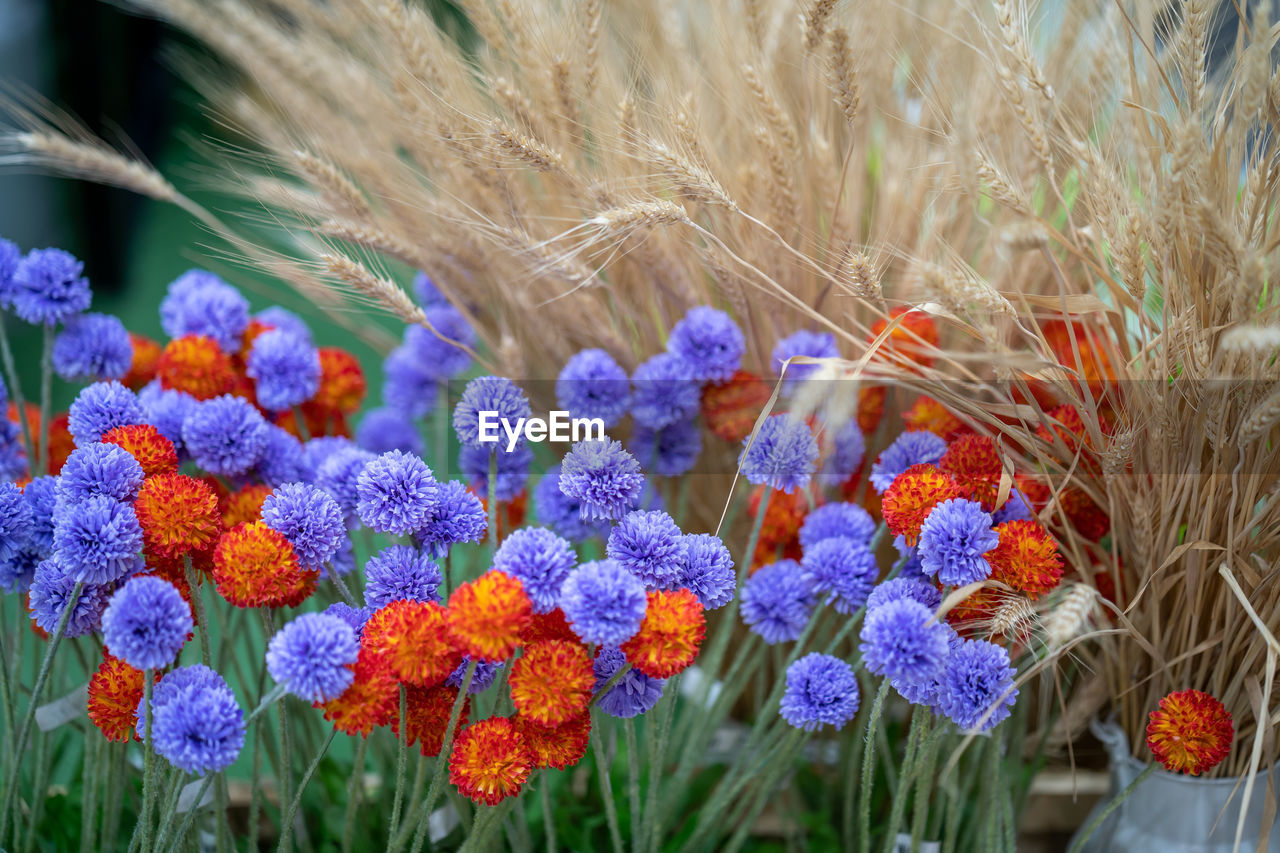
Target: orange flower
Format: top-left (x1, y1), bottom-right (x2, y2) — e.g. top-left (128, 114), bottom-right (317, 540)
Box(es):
top-left (46, 412), bottom-right (75, 475)
top-left (857, 385), bottom-right (887, 434)
top-left (322, 646), bottom-right (398, 736)
top-left (446, 571), bottom-right (532, 662)
top-left (211, 521), bottom-right (316, 608)
top-left (985, 520), bottom-right (1063, 597)
top-left (520, 608), bottom-right (579, 645)
top-left (509, 640), bottom-right (594, 727)
top-left (1013, 473), bottom-right (1052, 514)
top-left (881, 464), bottom-right (966, 547)
top-left (135, 473), bottom-right (222, 559)
top-left (363, 600), bottom-right (462, 687)
top-left (157, 335), bottom-right (235, 400)
top-left (223, 484), bottom-right (273, 527)
top-left (392, 684), bottom-right (468, 757)
top-left (621, 588), bottom-right (705, 678)
top-left (701, 371), bottom-right (771, 442)
top-left (122, 333), bottom-right (162, 391)
top-left (1042, 319), bottom-right (1118, 399)
top-left (902, 395), bottom-right (969, 441)
top-left (313, 348), bottom-right (366, 415)
top-left (473, 489), bottom-right (527, 542)
top-left (101, 424), bottom-right (178, 478)
top-left (449, 717), bottom-right (533, 805)
top-left (870, 307), bottom-right (939, 369)
top-left (514, 712), bottom-right (591, 770)
top-left (1035, 404), bottom-right (1096, 461)
top-left (239, 318), bottom-right (273, 355)
top-left (1146, 689), bottom-right (1233, 775)
top-left (748, 486), bottom-right (810, 571)
top-left (88, 655), bottom-right (149, 743)
top-left (939, 434), bottom-right (1003, 511)
top-left (1060, 487), bottom-right (1110, 542)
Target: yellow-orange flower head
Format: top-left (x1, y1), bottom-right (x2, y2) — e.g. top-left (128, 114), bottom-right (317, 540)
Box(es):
top-left (134, 473), bottom-right (222, 560)
top-left (621, 588), bottom-right (705, 678)
top-left (448, 717), bottom-right (533, 805)
top-left (1146, 689), bottom-right (1233, 776)
top-left (363, 600), bottom-right (462, 687)
top-left (446, 570), bottom-right (532, 662)
top-left (881, 463), bottom-right (966, 548)
top-left (509, 640), bottom-right (594, 727)
top-left (211, 521), bottom-right (316, 608)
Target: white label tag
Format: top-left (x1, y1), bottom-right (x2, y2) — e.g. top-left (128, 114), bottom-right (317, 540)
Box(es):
top-left (35, 684), bottom-right (88, 732)
top-left (176, 779), bottom-right (215, 813)
top-left (893, 833), bottom-right (941, 852)
top-left (428, 804), bottom-right (459, 842)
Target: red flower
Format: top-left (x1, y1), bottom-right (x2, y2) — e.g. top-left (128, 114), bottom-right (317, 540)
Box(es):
top-left (514, 712), bottom-right (591, 770)
top-left (881, 464), bottom-right (966, 547)
top-left (313, 348), bottom-right (366, 415)
top-left (88, 655), bottom-right (149, 743)
top-left (857, 385), bottom-right (887, 434)
top-left (363, 601), bottom-right (461, 687)
top-left (449, 717), bottom-right (534, 805)
top-left (520, 608), bottom-right (579, 645)
top-left (1060, 488), bottom-right (1110, 542)
top-left (322, 647), bottom-right (398, 736)
top-left (134, 473), bottom-right (222, 559)
top-left (446, 571), bottom-right (532, 662)
top-left (984, 520), bottom-right (1063, 597)
top-left (223, 483), bottom-right (273, 528)
top-left (701, 371), bottom-right (771, 442)
top-left (1146, 689), bottom-right (1233, 775)
top-left (157, 335), bottom-right (235, 400)
top-left (939, 434), bottom-right (1003, 511)
top-left (870, 307), bottom-right (939, 369)
top-left (211, 521), bottom-right (316, 608)
top-left (122, 333), bottom-right (162, 390)
top-left (392, 684), bottom-right (469, 757)
top-left (509, 640), bottom-right (594, 727)
top-left (621, 588), bottom-right (705, 678)
top-left (101, 424), bottom-right (178, 478)
top-left (902, 395), bottom-right (969, 441)
top-left (748, 486), bottom-right (810, 571)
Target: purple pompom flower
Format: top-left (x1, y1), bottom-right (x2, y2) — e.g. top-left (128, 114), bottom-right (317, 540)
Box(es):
top-left (798, 502), bottom-right (876, 552)
top-left (667, 306), bottom-right (745, 384)
top-left (676, 533), bottom-right (735, 609)
top-left (820, 420), bottom-right (865, 484)
top-left (559, 559), bottom-right (648, 646)
top-left (55, 442), bottom-right (145, 505)
top-left (533, 466), bottom-right (608, 543)
top-left (381, 348), bottom-right (440, 420)
top-left (253, 425), bottom-right (310, 487)
top-left (364, 545), bottom-right (442, 609)
top-left (356, 408), bottom-right (424, 456)
top-left (630, 353), bottom-right (700, 430)
top-left (0, 419), bottom-right (24, 480)
top-left (628, 418), bottom-right (702, 478)
top-left (22, 476), bottom-right (56, 554)
top-left (917, 498), bottom-right (999, 586)
top-left (144, 664), bottom-right (245, 775)
top-left (0, 548), bottom-right (41, 595)
top-left (102, 576), bottom-right (192, 671)
top-left (859, 598), bottom-right (950, 687)
top-left (266, 613), bottom-right (359, 702)
top-left (869, 431), bottom-right (948, 493)
top-left (254, 306), bottom-right (312, 342)
top-left (992, 490), bottom-right (1033, 524)
top-left (405, 306), bottom-right (475, 379)
top-left (800, 536), bottom-right (878, 614)
top-left (492, 527), bottom-right (576, 613)
top-left (780, 653), bottom-right (860, 731)
top-left (68, 381), bottom-right (145, 447)
top-left (412, 271), bottom-right (448, 308)
top-left (413, 480), bottom-right (486, 558)
top-left (559, 439), bottom-right (644, 522)
top-left (159, 270), bottom-right (249, 353)
top-left (52, 495), bottom-right (143, 584)
top-left (324, 601), bottom-right (371, 635)
top-left (866, 577), bottom-right (942, 613)
top-left (593, 645), bottom-right (665, 719)
top-left (52, 313), bottom-right (132, 381)
top-left (556, 348), bottom-right (631, 428)
top-left (739, 415), bottom-right (818, 494)
top-left (459, 444), bottom-right (532, 502)
top-left (356, 451), bottom-right (439, 535)
top-left (316, 445), bottom-right (376, 522)
top-left (10, 248), bottom-right (92, 325)
top-left (452, 376), bottom-right (532, 450)
top-left (771, 330), bottom-right (838, 387)
top-left (246, 329), bottom-right (321, 411)
top-left (181, 395), bottom-right (267, 476)
top-left (447, 657), bottom-right (505, 694)
top-left (0, 238), bottom-right (19, 308)
top-left (0, 481), bottom-right (33, 563)
top-left (935, 639), bottom-right (1018, 731)
top-left (137, 383), bottom-right (197, 453)
top-left (28, 556), bottom-right (112, 637)
top-left (606, 510), bottom-right (687, 589)
top-left (261, 482), bottom-right (346, 570)
top-left (741, 559), bottom-right (815, 644)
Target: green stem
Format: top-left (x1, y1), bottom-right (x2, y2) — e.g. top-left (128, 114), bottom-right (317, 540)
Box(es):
top-left (589, 712), bottom-right (625, 853)
top-left (328, 566), bottom-right (360, 608)
top-left (148, 766), bottom-right (186, 852)
top-left (1066, 763), bottom-right (1156, 853)
top-left (540, 779), bottom-right (555, 853)
top-left (910, 719), bottom-right (942, 850)
top-left (277, 728), bottom-right (336, 852)
top-left (162, 775), bottom-right (215, 853)
top-left (342, 736), bottom-right (368, 853)
top-left (291, 406), bottom-right (311, 442)
top-left (409, 660), bottom-right (476, 853)
top-left (624, 719), bottom-right (641, 853)
top-left (881, 709), bottom-right (926, 852)
top-left (487, 451), bottom-right (498, 553)
top-left (37, 325), bottom-right (52, 474)
top-left (390, 685), bottom-right (410, 842)
top-left (859, 680), bottom-right (891, 853)
top-left (642, 673), bottom-right (680, 853)
top-left (184, 557), bottom-right (212, 667)
top-left (389, 756), bottom-right (429, 853)
top-left (0, 318), bottom-right (35, 465)
top-left (588, 663), bottom-right (632, 708)
top-left (140, 671), bottom-right (156, 853)
top-left (79, 734), bottom-right (102, 853)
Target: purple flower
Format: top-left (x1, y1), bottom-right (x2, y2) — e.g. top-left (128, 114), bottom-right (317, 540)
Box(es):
top-left (364, 545), bottom-right (442, 609)
top-left (779, 653), bottom-right (860, 731)
top-left (558, 439), bottom-right (644, 522)
top-left (628, 418), bottom-right (702, 477)
top-left (459, 444), bottom-right (531, 502)
top-left (10, 248), bottom-right (92, 325)
top-left (404, 306), bottom-right (475, 379)
top-left (53, 495), bottom-right (144, 584)
top-left (820, 420), bottom-right (865, 484)
top-left (992, 490), bottom-right (1033, 524)
top-left (606, 510), bottom-right (687, 589)
top-left (493, 527), bottom-right (576, 613)
top-left (676, 533), bottom-right (735, 610)
top-left (381, 348), bottom-right (440, 419)
top-left (869, 431), bottom-right (948, 493)
top-left (253, 425), bottom-right (310, 487)
top-left (254, 306), bottom-right (312, 342)
top-left (102, 576), bottom-right (192, 671)
top-left (556, 349), bottom-right (632, 428)
top-left (917, 498), bottom-right (999, 586)
top-left (159, 270), bottom-right (249, 353)
top-left (741, 559), bottom-right (815, 644)
top-left (0, 419), bottom-right (24, 480)
top-left (452, 377), bottom-right (532, 450)
top-left (182, 395), bottom-right (267, 476)
top-left (447, 657), bottom-right (505, 694)
top-left (798, 502), bottom-right (876, 551)
top-left (859, 598), bottom-right (950, 687)
top-left (137, 383), bottom-right (197, 452)
top-left (324, 601), bottom-right (371, 635)
top-left (356, 451), bottom-right (439, 535)
top-left (68, 381), bottom-right (145, 446)
top-left (144, 664), bottom-right (245, 775)
top-left (533, 466), bottom-right (608, 543)
top-left (866, 577), bottom-right (942, 613)
top-left (559, 559), bottom-right (647, 646)
top-left (800, 536), bottom-right (878, 614)
top-left (247, 329), bottom-right (321, 411)
top-left (0, 547), bottom-right (41, 595)
top-left (55, 442), bottom-right (145, 505)
top-left (0, 238), bottom-right (20, 308)
top-left (935, 639), bottom-right (1017, 731)
top-left (413, 480), bottom-right (486, 558)
top-left (772, 330), bottom-right (837, 387)
top-left (52, 313), bottom-right (132, 381)
top-left (0, 481), bottom-right (33, 562)
top-left (316, 446), bottom-right (376, 522)
top-left (22, 476), bottom-right (57, 554)
top-left (413, 271), bottom-right (448, 308)
top-left (356, 408), bottom-right (424, 456)
top-left (28, 556), bottom-right (112, 637)
top-left (667, 306), bottom-right (745, 384)
top-left (266, 613), bottom-right (359, 702)
top-left (303, 435), bottom-right (355, 473)
top-left (593, 646), bottom-right (665, 719)
top-left (630, 353), bottom-right (700, 430)
top-left (739, 415), bottom-right (818, 493)
top-left (261, 483), bottom-right (346, 570)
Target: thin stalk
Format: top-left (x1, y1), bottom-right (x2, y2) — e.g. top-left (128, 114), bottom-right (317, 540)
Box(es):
top-left (624, 719), bottom-right (641, 853)
top-left (37, 325), bottom-right (52, 473)
top-left (140, 672), bottom-right (156, 853)
top-left (291, 406), bottom-right (311, 442)
top-left (0, 580), bottom-right (84, 845)
top-left (0, 631), bottom-right (15, 780)
top-left (589, 711), bottom-right (625, 853)
top-left (487, 451), bottom-right (498, 552)
top-left (328, 566), bottom-right (359, 608)
top-left (0, 319), bottom-right (35, 464)
top-left (149, 766), bottom-right (187, 852)
top-left (641, 673), bottom-right (680, 853)
top-left (910, 720), bottom-right (943, 849)
top-left (162, 775), bottom-right (215, 853)
top-left (101, 744), bottom-right (126, 851)
top-left (409, 660), bottom-right (476, 853)
top-left (1067, 763), bottom-right (1155, 853)
top-left (389, 756), bottom-right (429, 853)
top-left (588, 663), bottom-right (632, 708)
top-left (390, 685), bottom-right (410, 842)
top-left (880, 709), bottom-right (926, 852)
top-left (79, 734), bottom-right (101, 853)
top-left (859, 680), bottom-right (891, 853)
top-left (184, 557), bottom-right (212, 667)
top-left (540, 779), bottom-right (555, 853)
top-left (277, 728), bottom-right (337, 852)
top-left (341, 736), bottom-right (368, 853)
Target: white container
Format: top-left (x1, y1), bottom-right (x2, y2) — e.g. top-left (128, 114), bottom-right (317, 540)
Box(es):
top-left (1070, 720), bottom-right (1280, 851)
